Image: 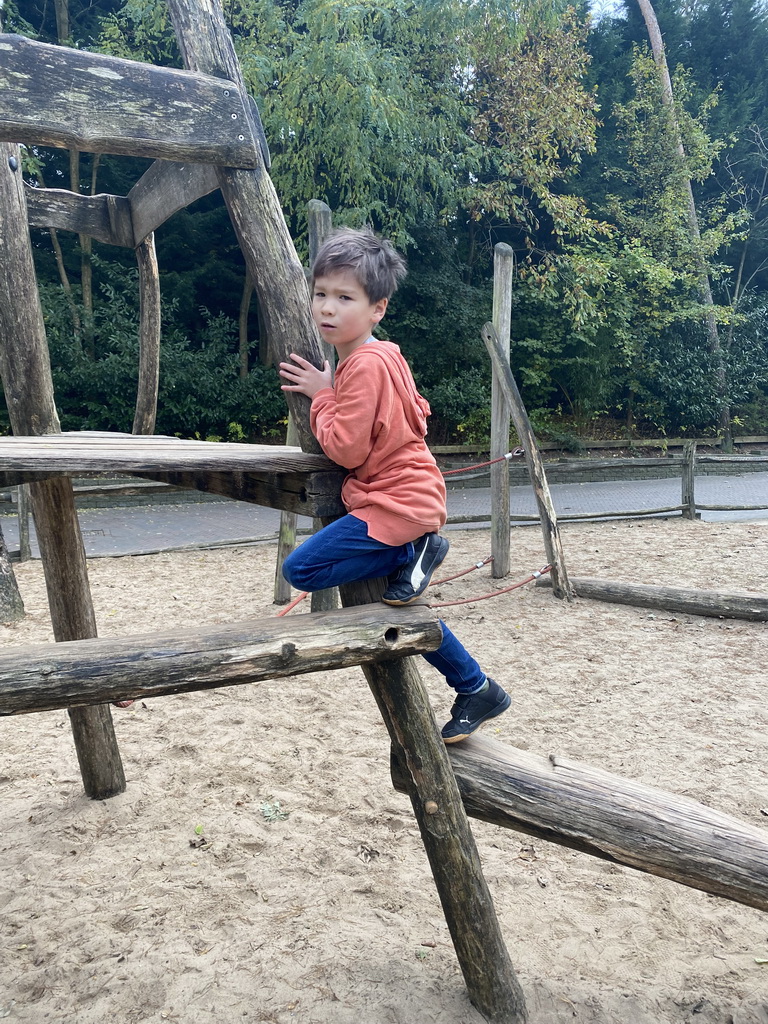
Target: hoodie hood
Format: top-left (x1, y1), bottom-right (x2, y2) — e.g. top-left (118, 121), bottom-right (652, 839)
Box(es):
top-left (356, 339), bottom-right (430, 437)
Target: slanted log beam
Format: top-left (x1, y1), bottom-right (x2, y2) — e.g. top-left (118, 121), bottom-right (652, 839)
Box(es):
top-left (0, 604), bottom-right (442, 715)
top-left (393, 734), bottom-right (768, 914)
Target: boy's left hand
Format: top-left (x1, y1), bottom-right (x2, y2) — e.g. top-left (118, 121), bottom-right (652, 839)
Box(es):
top-left (279, 353), bottom-right (332, 398)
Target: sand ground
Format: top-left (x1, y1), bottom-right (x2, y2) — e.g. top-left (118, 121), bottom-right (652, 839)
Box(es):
top-left (1, 518), bottom-right (767, 1024)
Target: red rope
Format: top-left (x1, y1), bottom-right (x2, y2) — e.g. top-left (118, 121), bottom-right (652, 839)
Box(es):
top-left (276, 590), bottom-right (309, 616)
top-left (429, 565), bottom-right (551, 609)
top-left (432, 555), bottom-right (493, 585)
top-left (441, 448), bottom-right (524, 476)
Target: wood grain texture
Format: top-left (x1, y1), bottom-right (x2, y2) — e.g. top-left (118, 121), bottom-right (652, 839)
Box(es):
top-left (25, 185), bottom-right (134, 247)
top-left (394, 733), bottom-right (768, 913)
top-left (490, 243), bottom-right (513, 578)
top-left (128, 161), bottom-right (220, 245)
top-left (0, 604), bottom-right (442, 715)
top-left (133, 235), bottom-right (161, 435)
top-left (0, 34), bottom-right (259, 166)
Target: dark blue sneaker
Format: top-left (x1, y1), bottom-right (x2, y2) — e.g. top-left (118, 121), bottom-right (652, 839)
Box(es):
top-left (441, 678), bottom-right (511, 744)
top-left (381, 533), bottom-right (449, 606)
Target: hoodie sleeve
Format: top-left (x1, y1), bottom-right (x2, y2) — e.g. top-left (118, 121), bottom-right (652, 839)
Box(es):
top-left (310, 356), bottom-right (390, 469)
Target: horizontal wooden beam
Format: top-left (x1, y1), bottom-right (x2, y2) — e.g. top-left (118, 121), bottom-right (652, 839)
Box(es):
top-left (26, 185), bottom-right (135, 247)
top-left (0, 603), bottom-right (442, 715)
top-left (135, 468), bottom-right (346, 517)
top-left (393, 734), bottom-right (768, 913)
top-left (128, 160), bottom-right (220, 244)
top-left (538, 576), bottom-right (768, 620)
top-left (0, 34), bottom-right (259, 167)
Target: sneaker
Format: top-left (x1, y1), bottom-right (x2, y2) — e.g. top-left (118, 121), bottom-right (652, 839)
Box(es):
top-left (441, 678), bottom-right (511, 743)
top-left (381, 533), bottom-right (449, 606)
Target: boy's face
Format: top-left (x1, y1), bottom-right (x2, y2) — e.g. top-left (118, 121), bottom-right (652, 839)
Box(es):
top-left (312, 270), bottom-right (388, 355)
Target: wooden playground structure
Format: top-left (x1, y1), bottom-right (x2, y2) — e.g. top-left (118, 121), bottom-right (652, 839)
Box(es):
top-left (1, 4), bottom-right (767, 1021)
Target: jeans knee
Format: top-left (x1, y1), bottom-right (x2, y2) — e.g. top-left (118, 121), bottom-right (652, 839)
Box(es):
top-left (282, 550), bottom-right (307, 589)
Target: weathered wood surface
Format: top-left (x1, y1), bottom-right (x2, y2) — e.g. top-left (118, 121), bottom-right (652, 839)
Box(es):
top-left (0, 520), bottom-right (24, 622)
top-left (0, 34), bottom-right (260, 167)
top-left (128, 161), bottom-right (220, 245)
top-left (394, 733), bottom-right (768, 913)
top-left (682, 440), bottom-right (697, 519)
top-left (133, 467), bottom-right (346, 517)
top-left (133, 235), bottom-right (161, 435)
top-left (0, 140), bottom-right (125, 799)
top-left (0, 432), bottom-right (335, 474)
top-left (273, 414), bottom-right (299, 603)
top-left (25, 185), bottom-right (135, 247)
top-left (0, 604), bottom-right (442, 715)
top-left (490, 243), bottom-right (513, 578)
top-left (538, 575), bottom-right (768, 620)
top-left (482, 322), bottom-right (572, 601)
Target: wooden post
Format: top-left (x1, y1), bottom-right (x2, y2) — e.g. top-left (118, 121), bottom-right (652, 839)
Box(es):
top-left (273, 414), bottom-right (299, 604)
top-left (306, 199), bottom-right (338, 612)
top-left (490, 243), bottom-right (514, 578)
top-left (482, 322), bottom-right (572, 601)
top-left (165, 2), bottom-right (527, 1015)
top-left (132, 233), bottom-right (161, 435)
top-left (17, 483), bottom-right (32, 561)
top-left (682, 440), bottom-right (697, 520)
top-left (0, 141), bottom-right (126, 800)
top-left (0, 520), bottom-right (24, 623)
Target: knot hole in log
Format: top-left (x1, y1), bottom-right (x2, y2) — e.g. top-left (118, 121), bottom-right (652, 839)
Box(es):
top-left (384, 628), bottom-right (399, 644)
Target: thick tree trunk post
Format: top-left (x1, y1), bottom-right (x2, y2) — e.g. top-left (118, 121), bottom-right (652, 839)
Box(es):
top-left (17, 483), bottom-right (32, 561)
top-left (635, 0), bottom-right (730, 443)
top-left (273, 415), bottom-right (299, 605)
top-left (0, 141), bottom-right (125, 800)
top-left (238, 270), bottom-right (254, 379)
top-left (490, 243), bottom-right (514, 578)
top-left (132, 233), bottom-right (161, 435)
top-left (482, 323), bottom-right (572, 600)
top-left (681, 440), bottom-right (697, 519)
top-left (0, 520), bottom-right (24, 623)
top-left (166, 5), bottom-right (526, 1014)
top-left (306, 199), bottom-right (339, 612)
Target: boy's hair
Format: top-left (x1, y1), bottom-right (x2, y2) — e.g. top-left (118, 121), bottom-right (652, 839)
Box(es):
top-left (311, 227), bottom-right (407, 303)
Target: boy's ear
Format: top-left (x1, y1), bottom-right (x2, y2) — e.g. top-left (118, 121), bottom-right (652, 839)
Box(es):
top-left (372, 297), bottom-right (388, 323)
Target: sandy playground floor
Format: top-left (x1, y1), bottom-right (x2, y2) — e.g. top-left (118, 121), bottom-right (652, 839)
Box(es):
top-left (1, 517), bottom-right (768, 1024)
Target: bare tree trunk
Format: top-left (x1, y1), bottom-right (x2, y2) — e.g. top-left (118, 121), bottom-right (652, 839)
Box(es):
top-left (0, 521), bottom-right (24, 624)
top-left (636, 0), bottom-right (730, 448)
top-left (238, 270), bottom-right (253, 379)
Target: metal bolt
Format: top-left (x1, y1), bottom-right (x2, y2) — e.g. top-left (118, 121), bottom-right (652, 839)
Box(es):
top-left (424, 801), bottom-right (439, 815)
top-left (231, 113), bottom-right (238, 120)
top-left (238, 134), bottom-right (244, 141)
top-left (223, 89), bottom-right (230, 96)
top-left (8, 156), bottom-right (18, 172)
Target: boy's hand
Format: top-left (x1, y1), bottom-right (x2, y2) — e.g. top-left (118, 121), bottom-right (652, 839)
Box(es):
top-left (279, 353), bottom-right (332, 399)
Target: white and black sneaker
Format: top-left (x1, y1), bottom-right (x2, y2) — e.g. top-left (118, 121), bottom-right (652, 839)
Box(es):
top-left (441, 678), bottom-right (511, 743)
top-left (381, 533), bottom-right (449, 606)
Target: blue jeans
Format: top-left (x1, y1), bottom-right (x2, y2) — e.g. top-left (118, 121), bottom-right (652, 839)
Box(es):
top-left (283, 515), bottom-right (486, 694)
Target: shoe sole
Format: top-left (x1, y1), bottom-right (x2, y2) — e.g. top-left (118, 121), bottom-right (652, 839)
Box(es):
top-left (381, 538), bottom-right (449, 606)
top-left (442, 694), bottom-right (511, 744)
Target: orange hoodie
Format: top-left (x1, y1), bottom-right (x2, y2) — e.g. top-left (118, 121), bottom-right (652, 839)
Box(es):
top-left (310, 339), bottom-right (447, 546)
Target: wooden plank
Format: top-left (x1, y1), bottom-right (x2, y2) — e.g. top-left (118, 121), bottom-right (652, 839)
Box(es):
top-left (0, 604), bottom-right (442, 715)
top-left (482, 322), bottom-right (572, 601)
top-left (538, 576), bottom-right (768, 620)
top-left (392, 734), bottom-right (768, 913)
top-left (128, 160), bottom-right (220, 245)
top-left (25, 185), bottom-right (134, 247)
top-left (0, 142), bottom-right (125, 800)
top-left (490, 243), bottom-right (513, 578)
top-left (0, 34), bottom-right (259, 167)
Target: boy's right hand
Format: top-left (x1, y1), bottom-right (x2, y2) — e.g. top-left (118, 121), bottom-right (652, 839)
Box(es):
top-left (279, 353), bottom-right (333, 398)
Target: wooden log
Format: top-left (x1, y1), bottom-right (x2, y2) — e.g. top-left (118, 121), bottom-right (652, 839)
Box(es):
top-left (0, 141), bottom-right (125, 800)
top-left (482, 322), bottom-right (572, 601)
top-left (490, 243), bottom-right (513, 578)
top-left (135, 467), bottom-right (346, 517)
top-left (0, 34), bottom-right (260, 167)
top-left (537, 576), bottom-right (768, 620)
top-left (392, 734), bottom-right (768, 914)
top-left (128, 161), bottom-right (219, 245)
top-left (132, 234), bottom-right (161, 435)
top-left (0, 604), bottom-right (442, 715)
top-left (16, 483), bottom-right (31, 561)
top-left (25, 185), bottom-right (134, 247)
top-left (273, 415), bottom-right (299, 604)
top-left (681, 440), bottom-right (696, 519)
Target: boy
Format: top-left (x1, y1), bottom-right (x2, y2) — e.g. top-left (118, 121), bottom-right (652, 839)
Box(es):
top-left (279, 228), bottom-right (510, 743)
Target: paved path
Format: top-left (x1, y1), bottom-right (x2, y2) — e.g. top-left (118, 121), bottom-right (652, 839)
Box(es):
top-left (2, 471), bottom-right (767, 558)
